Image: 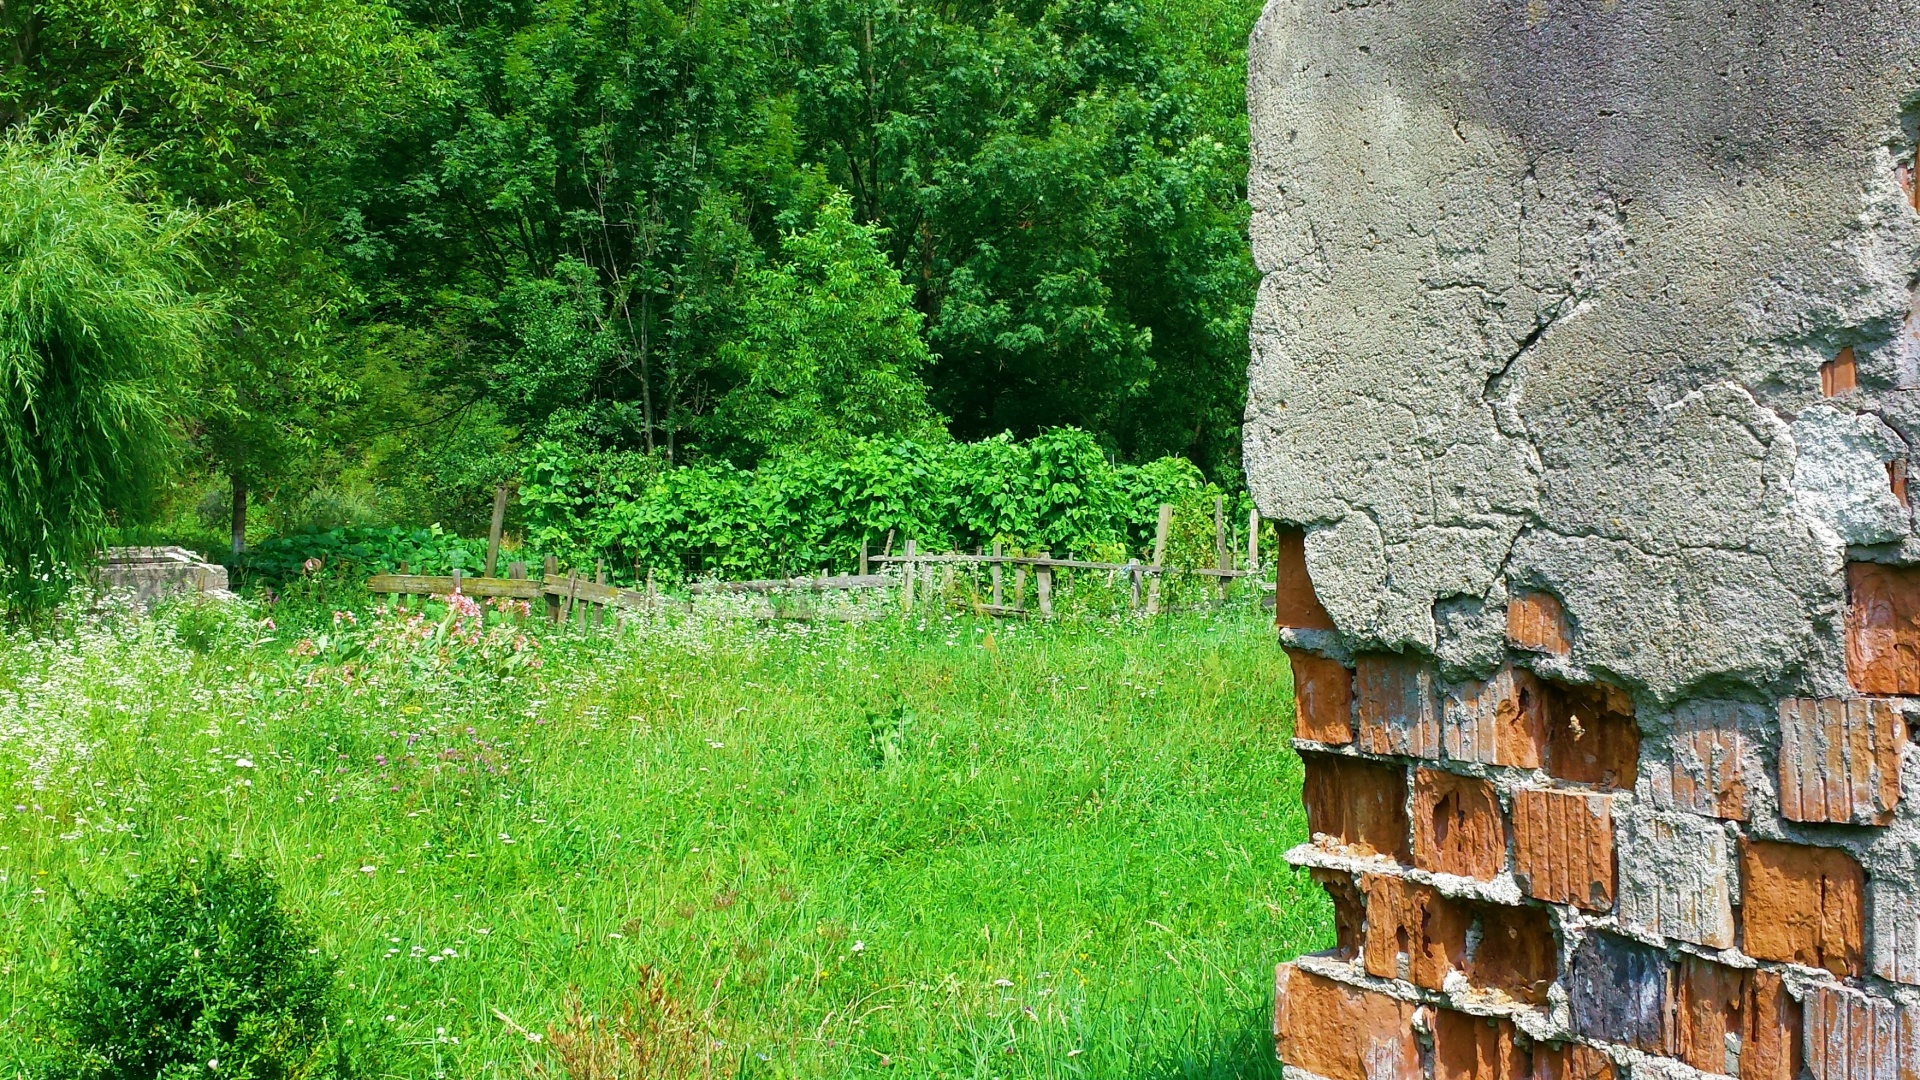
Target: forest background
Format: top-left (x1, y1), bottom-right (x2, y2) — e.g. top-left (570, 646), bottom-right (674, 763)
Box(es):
top-left (0, 0), bottom-right (1263, 590)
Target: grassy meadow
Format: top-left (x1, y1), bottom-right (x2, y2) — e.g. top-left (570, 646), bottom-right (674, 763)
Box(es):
top-left (0, 592), bottom-right (1325, 1079)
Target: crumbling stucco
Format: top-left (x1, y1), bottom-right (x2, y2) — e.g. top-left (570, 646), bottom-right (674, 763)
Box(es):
top-left (1244, 0), bottom-right (1920, 703)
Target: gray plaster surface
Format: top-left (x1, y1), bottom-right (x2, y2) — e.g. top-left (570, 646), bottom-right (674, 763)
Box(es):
top-left (1244, 0), bottom-right (1920, 703)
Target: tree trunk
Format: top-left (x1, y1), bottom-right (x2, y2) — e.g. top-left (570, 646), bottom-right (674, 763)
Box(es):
top-left (230, 476), bottom-right (248, 557)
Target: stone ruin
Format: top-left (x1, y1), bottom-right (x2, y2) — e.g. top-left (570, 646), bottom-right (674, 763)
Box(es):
top-left (96, 547), bottom-right (232, 607)
top-left (1245, 3), bottom-right (1920, 1077)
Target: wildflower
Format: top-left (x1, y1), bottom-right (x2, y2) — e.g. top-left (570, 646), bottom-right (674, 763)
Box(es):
top-left (360, 866), bottom-right (376, 874)
top-left (234, 758), bottom-right (253, 769)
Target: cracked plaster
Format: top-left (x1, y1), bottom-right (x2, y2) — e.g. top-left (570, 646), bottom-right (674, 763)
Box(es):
top-left (1244, 0), bottom-right (1920, 704)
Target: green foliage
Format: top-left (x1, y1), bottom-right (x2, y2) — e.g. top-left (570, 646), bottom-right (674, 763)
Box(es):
top-left (521, 426), bottom-right (1236, 579)
top-left (242, 524), bottom-right (492, 584)
top-left (39, 853), bottom-right (346, 1080)
top-left (0, 127), bottom-right (203, 616)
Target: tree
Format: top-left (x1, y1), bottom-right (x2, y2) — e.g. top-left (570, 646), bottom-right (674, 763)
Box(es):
top-left (0, 127), bottom-right (204, 614)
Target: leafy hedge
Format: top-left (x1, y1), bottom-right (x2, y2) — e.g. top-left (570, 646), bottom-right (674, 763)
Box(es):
top-left (244, 429), bottom-right (1249, 585)
top-left (523, 428), bottom-right (1242, 580)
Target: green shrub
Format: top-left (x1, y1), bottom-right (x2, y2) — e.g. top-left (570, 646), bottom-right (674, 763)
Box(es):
top-left (39, 854), bottom-right (346, 1080)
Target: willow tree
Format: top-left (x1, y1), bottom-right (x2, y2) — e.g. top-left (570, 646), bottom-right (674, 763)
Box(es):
top-left (0, 128), bottom-right (204, 615)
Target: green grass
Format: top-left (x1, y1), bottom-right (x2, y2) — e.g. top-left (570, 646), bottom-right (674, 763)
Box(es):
top-left (0, 596), bottom-right (1325, 1078)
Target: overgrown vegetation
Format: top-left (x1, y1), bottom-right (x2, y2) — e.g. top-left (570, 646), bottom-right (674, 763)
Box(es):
top-left (0, 593), bottom-right (1323, 1078)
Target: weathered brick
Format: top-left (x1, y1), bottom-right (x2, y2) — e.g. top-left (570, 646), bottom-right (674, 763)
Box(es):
top-left (1643, 699), bottom-right (1749, 821)
top-left (1616, 808), bottom-right (1737, 949)
top-left (1508, 591), bottom-right (1571, 656)
top-left (1443, 665), bottom-right (1547, 769)
top-left (1777, 697), bottom-right (1903, 826)
top-left (1871, 878), bottom-right (1920, 986)
top-left (1412, 768), bottom-right (1508, 881)
top-left (1541, 679), bottom-right (1640, 791)
top-left (1361, 873), bottom-right (1467, 990)
top-left (1512, 786), bottom-right (1615, 912)
top-left (1272, 963), bottom-right (1420, 1080)
top-left (1287, 648), bottom-right (1354, 745)
top-left (1312, 867), bottom-right (1364, 962)
top-left (1469, 900), bottom-right (1557, 1006)
top-left (1741, 839), bottom-right (1866, 978)
top-left (1431, 1009), bottom-right (1529, 1080)
top-left (1355, 653), bottom-right (1443, 759)
top-left (1846, 561), bottom-right (1920, 696)
top-left (1674, 955), bottom-right (1747, 1076)
top-left (1743, 968), bottom-right (1804, 1080)
top-left (1274, 529), bottom-right (1336, 631)
top-left (1569, 931), bottom-right (1671, 1053)
top-left (1802, 982), bottom-right (1920, 1080)
top-left (1822, 346), bottom-right (1859, 397)
top-left (1530, 1042), bottom-right (1617, 1080)
top-left (1301, 752), bottom-right (1411, 861)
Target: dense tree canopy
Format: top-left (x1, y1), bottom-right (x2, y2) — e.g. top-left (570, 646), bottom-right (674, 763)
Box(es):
top-left (0, 0), bottom-right (1262, 550)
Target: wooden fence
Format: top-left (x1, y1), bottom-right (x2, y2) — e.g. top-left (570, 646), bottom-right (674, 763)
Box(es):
top-left (365, 498), bottom-right (1265, 625)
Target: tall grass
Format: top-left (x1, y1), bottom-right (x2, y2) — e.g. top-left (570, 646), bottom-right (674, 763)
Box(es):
top-left (0, 595), bottom-right (1325, 1078)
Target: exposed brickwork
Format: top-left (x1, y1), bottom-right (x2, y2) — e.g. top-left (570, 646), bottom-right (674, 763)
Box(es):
top-left (1616, 808), bottom-right (1737, 949)
top-left (1442, 665), bottom-right (1547, 769)
top-left (1508, 591), bottom-right (1571, 656)
top-left (1411, 768), bottom-right (1507, 881)
top-left (1312, 867), bottom-right (1364, 962)
top-left (1271, 964), bottom-right (1419, 1080)
top-left (1540, 680), bottom-right (1639, 791)
top-left (1568, 931), bottom-right (1670, 1053)
top-left (1741, 839), bottom-right (1866, 978)
top-left (1511, 786), bottom-right (1614, 911)
top-left (1530, 1042), bottom-right (1617, 1080)
top-left (1821, 346), bottom-right (1859, 397)
top-left (1846, 560), bottom-right (1920, 695)
top-left (1301, 752), bottom-right (1411, 861)
top-left (1430, 1009), bottom-right (1528, 1080)
top-left (1287, 648), bottom-right (1354, 745)
top-left (1871, 878), bottom-right (1919, 986)
top-left (1273, 529), bottom-right (1336, 631)
top-left (1468, 900), bottom-right (1556, 1006)
top-left (1674, 954), bottom-right (1746, 1076)
top-left (1801, 982), bottom-right (1920, 1080)
top-left (1643, 700), bottom-right (1748, 821)
top-left (1743, 969), bottom-right (1803, 1080)
top-left (1355, 652), bottom-right (1443, 758)
top-left (1777, 697), bottom-right (1902, 826)
top-left (1361, 873), bottom-right (1464, 989)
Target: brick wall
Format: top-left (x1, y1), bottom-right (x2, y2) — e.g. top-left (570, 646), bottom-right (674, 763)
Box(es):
top-left (1273, 563), bottom-right (1920, 1080)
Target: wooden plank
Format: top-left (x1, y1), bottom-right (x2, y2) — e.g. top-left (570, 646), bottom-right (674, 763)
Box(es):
top-left (1146, 503), bottom-right (1173, 616)
top-left (543, 556), bottom-right (560, 623)
top-left (485, 485), bottom-right (508, 578)
top-left (1037, 550), bottom-right (1053, 618)
top-left (1215, 495), bottom-right (1230, 601)
top-left (902, 539), bottom-right (916, 612)
top-left (686, 574), bottom-right (888, 595)
top-left (991, 542), bottom-right (1003, 607)
top-left (368, 574), bottom-right (542, 600)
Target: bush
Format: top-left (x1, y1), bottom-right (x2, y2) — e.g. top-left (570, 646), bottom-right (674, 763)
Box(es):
top-left (239, 525), bottom-right (491, 585)
top-left (39, 854), bottom-right (347, 1080)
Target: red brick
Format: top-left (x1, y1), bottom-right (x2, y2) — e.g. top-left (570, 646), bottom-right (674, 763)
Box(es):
top-left (1802, 982), bottom-right (1920, 1080)
top-left (1355, 653), bottom-right (1442, 758)
top-left (1469, 900), bottom-right (1557, 1006)
top-left (1275, 529), bottom-right (1336, 631)
top-left (1287, 648), bottom-right (1354, 745)
top-left (1530, 1042), bottom-right (1617, 1080)
top-left (1644, 700), bottom-right (1748, 821)
top-left (1312, 867), bottom-right (1364, 962)
top-left (1743, 968), bottom-right (1804, 1080)
top-left (1301, 752), bottom-right (1411, 861)
top-left (1674, 955), bottom-right (1747, 1075)
top-left (1412, 768), bottom-right (1508, 881)
top-left (1362, 873), bottom-right (1467, 989)
top-left (1569, 932), bottom-right (1670, 1053)
top-left (1741, 840), bottom-right (1866, 978)
top-left (1432, 1009), bottom-right (1529, 1080)
top-left (1540, 680), bottom-right (1639, 790)
top-left (1272, 964), bottom-right (1419, 1080)
top-left (1511, 786), bottom-right (1614, 912)
top-left (1443, 666), bottom-right (1548, 769)
top-left (1508, 591), bottom-right (1571, 655)
top-left (1822, 347), bottom-right (1859, 397)
top-left (1778, 698), bottom-right (1903, 826)
top-left (1846, 561), bottom-right (1920, 695)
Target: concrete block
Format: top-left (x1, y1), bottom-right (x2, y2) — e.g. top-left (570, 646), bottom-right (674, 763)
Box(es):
top-left (1616, 808), bottom-right (1737, 949)
top-left (1512, 786), bottom-right (1615, 912)
top-left (1871, 877), bottom-right (1920, 986)
top-left (1777, 697), bottom-right (1902, 826)
top-left (95, 546), bottom-right (230, 607)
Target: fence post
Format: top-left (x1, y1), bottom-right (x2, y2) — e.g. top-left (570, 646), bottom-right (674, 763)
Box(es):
top-left (1037, 551), bottom-right (1053, 618)
top-left (593, 561), bottom-right (606, 628)
top-left (1214, 496), bottom-right (1230, 602)
top-left (508, 561), bottom-right (527, 624)
top-left (1247, 506), bottom-right (1260, 573)
top-left (860, 539), bottom-right (870, 577)
top-left (485, 485), bottom-right (508, 578)
top-left (544, 555), bottom-right (560, 624)
top-left (991, 542), bottom-right (1004, 608)
top-left (1129, 560), bottom-right (1141, 611)
top-left (1014, 554), bottom-right (1028, 613)
top-left (902, 539), bottom-right (916, 612)
top-left (1145, 504), bottom-right (1173, 616)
